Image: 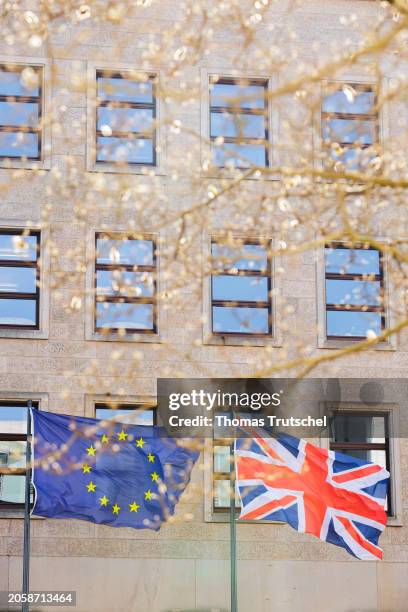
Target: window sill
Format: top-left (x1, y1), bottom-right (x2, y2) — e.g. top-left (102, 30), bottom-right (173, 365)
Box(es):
top-left (205, 513), bottom-right (401, 526)
top-left (205, 512), bottom-right (283, 524)
top-left (387, 516), bottom-right (403, 527)
top-left (0, 509), bottom-right (44, 519)
top-left (318, 338), bottom-right (396, 351)
top-left (86, 330), bottom-right (161, 344)
top-left (203, 333), bottom-right (281, 348)
top-left (0, 328), bottom-right (48, 340)
top-left (86, 161), bottom-right (166, 176)
top-left (200, 168), bottom-right (279, 182)
top-left (206, 511), bottom-right (403, 527)
top-left (0, 159), bottom-right (51, 171)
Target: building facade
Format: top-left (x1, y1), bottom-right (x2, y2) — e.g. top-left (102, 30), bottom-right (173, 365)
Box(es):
top-left (0, 1), bottom-right (407, 610)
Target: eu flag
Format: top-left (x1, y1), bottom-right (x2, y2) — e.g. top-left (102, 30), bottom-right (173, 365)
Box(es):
top-left (31, 409), bottom-right (199, 530)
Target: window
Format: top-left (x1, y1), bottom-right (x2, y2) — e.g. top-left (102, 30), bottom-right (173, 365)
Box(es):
top-left (0, 230), bottom-right (40, 329)
top-left (0, 401), bottom-right (37, 509)
top-left (94, 233), bottom-right (157, 334)
top-left (0, 64), bottom-right (42, 160)
top-left (330, 411), bottom-right (391, 514)
top-left (95, 70), bottom-right (156, 165)
top-left (211, 239), bottom-right (272, 336)
top-left (324, 244), bottom-right (385, 339)
top-left (96, 403), bottom-right (155, 426)
top-left (212, 439), bottom-right (239, 511)
top-left (322, 82), bottom-right (379, 170)
top-left (209, 77), bottom-right (269, 168)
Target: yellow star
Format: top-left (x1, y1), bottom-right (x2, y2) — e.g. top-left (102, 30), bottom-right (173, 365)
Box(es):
top-left (129, 501), bottom-right (140, 513)
top-left (86, 481), bottom-right (96, 493)
top-left (82, 463), bottom-right (91, 474)
top-left (144, 489), bottom-right (153, 501)
top-left (150, 471), bottom-right (159, 482)
top-left (101, 434), bottom-right (110, 444)
top-left (99, 495), bottom-right (109, 507)
top-left (86, 445), bottom-right (96, 456)
top-left (136, 437), bottom-right (145, 448)
top-left (112, 504), bottom-right (120, 514)
top-left (117, 430), bottom-right (128, 441)
top-left (147, 453), bottom-right (155, 463)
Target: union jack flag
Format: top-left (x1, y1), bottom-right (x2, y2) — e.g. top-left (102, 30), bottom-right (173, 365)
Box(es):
top-left (235, 431), bottom-right (390, 560)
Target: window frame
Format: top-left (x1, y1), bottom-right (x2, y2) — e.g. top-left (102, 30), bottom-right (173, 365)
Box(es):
top-left (315, 75), bottom-right (386, 179)
top-left (322, 401), bottom-right (402, 526)
top-left (324, 242), bottom-right (385, 341)
top-left (201, 69), bottom-right (278, 181)
top-left (0, 56), bottom-right (51, 170)
top-left (210, 237), bottom-right (273, 338)
top-left (86, 228), bottom-right (161, 343)
top-left (95, 401), bottom-right (156, 426)
top-left (211, 437), bottom-right (239, 513)
top-left (209, 76), bottom-right (270, 170)
top-left (321, 81), bottom-right (379, 164)
top-left (85, 394), bottom-right (157, 421)
top-left (316, 241), bottom-right (396, 350)
top-left (95, 69), bottom-right (157, 167)
top-left (0, 400), bottom-right (38, 511)
top-left (203, 232), bottom-right (282, 347)
top-left (87, 63), bottom-right (165, 175)
top-left (94, 232), bottom-right (158, 335)
top-left (329, 410), bottom-right (392, 516)
top-left (0, 228), bottom-right (40, 330)
top-left (0, 63), bottom-right (42, 161)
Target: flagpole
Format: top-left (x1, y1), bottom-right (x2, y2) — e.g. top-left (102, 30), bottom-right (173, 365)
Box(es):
top-left (22, 399), bottom-right (32, 612)
top-left (230, 441), bottom-right (237, 612)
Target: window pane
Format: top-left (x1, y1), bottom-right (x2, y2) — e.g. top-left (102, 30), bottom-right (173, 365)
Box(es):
top-left (328, 146), bottom-right (374, 171)
top-left (213, 479), bottom-right (239, 509)
top-left (212, 275), bottom-right (268, 302)
top-left (335, 448), bottom-right (387, 468)
top-left (331, 414), bottom-right (386, 444)
top-left (96, 407), bottom-right (154, 426)
top-left (96, 301), bottom-right (154, 331)
top-left (97, 136), bottom-right (153, 164)
top-left (214, 445), bottom-right (231, 473)
top-left (0, 474), bottom-right (25, 504)
top-left (97, 77), bottom-right (153, 103)
top-left (210, 112), bottom-right (266, 139)
top-left (0, 440), bottom-right (27, 504)
top-left (0, 299), bottom-right (36, 326)
top-left (333, 447), bottom-right (389, 512)
top-left (0, 266), bottom-right (36, 293)
top-left (326, 279), bottom-right (381, 307)
top-left (0, 234), bottom-right (37, 261)
top-left (210, 83), bottom-right (266, 109)
top-left (212, 142), bottom-right (267, 167)
top-left (326, 310), bottom-right (382, 338)
top-left (212, 306), bottom-right (269, 334)
top-left (0, 101), bottom-right (39, 128)
top-left (0, 132), bottom-right (39, 158)
top-left (0, 69), bottom-right (40, 96)
top-left (97, 107), bottom-right (153, 134)
top-left (96, 270), bottom-right (154, 297)
top-left (325, 248), bottom-right (381, 275)
top-left (212, 243), bottom-right (268, 272)
top-left (0, 405), bottom-right (28, 434)
top-left (0, 440), bottom-right (26, 468)
top-left (322, 118), bottom-right (375, 145)
top-left (96, 238), bottom-right (154, 266)
top-left (322, 89), bottom-right (375, 114)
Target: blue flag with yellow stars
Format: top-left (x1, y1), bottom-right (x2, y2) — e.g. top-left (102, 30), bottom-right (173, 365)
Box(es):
top-left (31, 409), bottom-right (199, 530)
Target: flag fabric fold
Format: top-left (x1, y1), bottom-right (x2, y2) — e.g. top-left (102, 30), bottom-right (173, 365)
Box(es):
top-left (235, 431), bottom-right (389, 560)
top-left (31, 409), bottom-right (199, 531)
